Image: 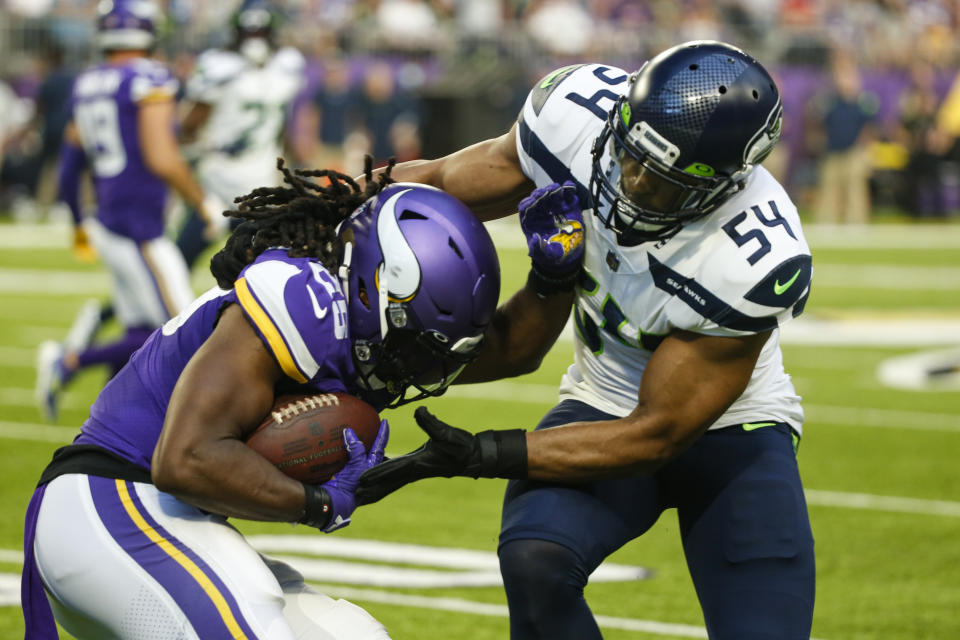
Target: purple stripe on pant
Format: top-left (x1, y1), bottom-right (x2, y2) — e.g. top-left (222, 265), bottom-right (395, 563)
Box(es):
top-left (22, 484), bottom-right (58, 640)
top-left (88, 477), bottom-right (259, 639)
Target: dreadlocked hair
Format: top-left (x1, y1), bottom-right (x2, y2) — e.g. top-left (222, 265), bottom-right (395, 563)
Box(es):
top-left (210, 156), bottom-right (396, 289)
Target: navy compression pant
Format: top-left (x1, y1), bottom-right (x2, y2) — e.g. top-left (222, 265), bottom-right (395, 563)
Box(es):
top-left (498, 399), bottom-right (815, 639)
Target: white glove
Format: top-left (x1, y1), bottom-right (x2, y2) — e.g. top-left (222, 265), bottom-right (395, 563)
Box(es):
top-left (201, 193), bottom-right (230, 240)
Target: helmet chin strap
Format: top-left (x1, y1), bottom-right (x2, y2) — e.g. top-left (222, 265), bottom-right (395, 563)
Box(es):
top-left (239, 37), bottom-right (270, 65)
top-left (337, 239), bottom-right (390, 340)
top-left (337, 240), bottom-right (353, 304)
top-left (376, 264), bottom-right (389, 341)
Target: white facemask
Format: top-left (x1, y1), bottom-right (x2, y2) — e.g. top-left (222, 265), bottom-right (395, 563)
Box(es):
top-left (240, 37), bottom-right (270, 65)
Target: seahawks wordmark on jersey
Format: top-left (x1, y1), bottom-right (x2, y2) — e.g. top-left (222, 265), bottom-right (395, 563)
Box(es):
top-left (516, 64), bottom-right (811, 433)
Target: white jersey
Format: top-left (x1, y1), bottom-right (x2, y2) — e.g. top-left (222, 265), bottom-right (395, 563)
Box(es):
top-left (186, 46), bottom-right (305, 204)
top-left (516, 64), bottom-right (812, 434)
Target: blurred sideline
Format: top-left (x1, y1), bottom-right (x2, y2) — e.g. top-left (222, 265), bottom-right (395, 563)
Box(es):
top-left (2, 220), bottom-right (958, 347)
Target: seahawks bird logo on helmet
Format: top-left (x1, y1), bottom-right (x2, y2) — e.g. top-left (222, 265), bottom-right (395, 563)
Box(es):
top-left (589, 40), bottom-right (783, 245)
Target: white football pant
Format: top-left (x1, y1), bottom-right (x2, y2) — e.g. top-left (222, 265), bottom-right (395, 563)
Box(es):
top-left (34, 474), bottom-right (391, 639)
top-left (85, 217), bottom-right (194, 327)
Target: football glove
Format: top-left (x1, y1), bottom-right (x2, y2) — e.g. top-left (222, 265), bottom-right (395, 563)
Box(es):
top-left (355, 407), bottom-right (527, 505)
top-left (518, 181), bottom-right (584, 295)
top-left (200, 193), bottom-right (230, 241)
top-left (72, 227), bottom-right (97, 263)
top-left (301, 420), bottom-right (389, 532)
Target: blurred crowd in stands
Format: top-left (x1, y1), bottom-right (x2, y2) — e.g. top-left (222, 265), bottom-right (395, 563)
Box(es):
top-left (3, 0), bottom-right (960, 222)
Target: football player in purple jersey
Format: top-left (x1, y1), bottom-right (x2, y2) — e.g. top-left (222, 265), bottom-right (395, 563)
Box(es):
top-left (35, 0), bottom-right (224, 421)
top-left (21, 155), bottom-right (583, 640)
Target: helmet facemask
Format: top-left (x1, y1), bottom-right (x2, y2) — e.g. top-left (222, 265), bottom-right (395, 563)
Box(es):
top-left (352, 309), bottom-right (484, 408)
top-left (589, 42), bottom-right (784, 246)
top-left (233, 5), bottom-right (275, 64)
top-left (591, 97), bottom-right (742, 245)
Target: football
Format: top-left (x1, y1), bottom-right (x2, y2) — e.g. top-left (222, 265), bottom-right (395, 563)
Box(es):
top-left (245, 392), bottom-right (381, 484)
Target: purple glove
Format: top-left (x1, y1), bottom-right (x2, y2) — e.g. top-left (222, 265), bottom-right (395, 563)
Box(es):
top-left (319, 419), bottom-right (389, 532)
top-left (518, 181), bottom-right (584, 278)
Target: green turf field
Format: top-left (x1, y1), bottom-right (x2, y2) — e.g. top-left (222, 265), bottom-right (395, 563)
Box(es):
top-left (1, 221), bottom-right (958, 639)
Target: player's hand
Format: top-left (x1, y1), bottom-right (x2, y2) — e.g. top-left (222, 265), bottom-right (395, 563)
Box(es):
top-left (355, 409), bottom-right (474, 505)
top-left (201, 193), bottom-right (230, 242)
top-left (518, 181), bottom-right (584, 278)
top-left (319, 420), bottom-right (389, 532)
top-left (355, 407), bottom-right (527, 505)
top-left (72, 226), bottom-right (97, 263)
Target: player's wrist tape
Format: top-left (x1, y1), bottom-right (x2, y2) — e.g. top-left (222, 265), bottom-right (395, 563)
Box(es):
top-left (299, 484), bottom-right (333, 529)
top-left (527, 264), bottom-right (580, 297)
top-left (466, 429), bottom-right (528, 479)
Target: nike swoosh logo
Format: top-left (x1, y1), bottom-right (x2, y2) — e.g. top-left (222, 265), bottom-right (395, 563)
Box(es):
top-left (306, 286), bottom-right (328, 320)
top-left (774, 269), bottom-right (802, 295)
top-left (742, 422), bottom-right (777, 431)
top-left (539, 66), bottom-right (574, 89)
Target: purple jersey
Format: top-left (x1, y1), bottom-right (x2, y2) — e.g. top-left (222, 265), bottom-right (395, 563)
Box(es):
top-left (70, 58), bottom-right (178, 242)
top-left (75, 249), bottom-right (356, 468)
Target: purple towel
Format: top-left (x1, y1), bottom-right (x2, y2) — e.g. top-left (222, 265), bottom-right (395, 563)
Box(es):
top-left (22, 484), bottom-right (58, 640)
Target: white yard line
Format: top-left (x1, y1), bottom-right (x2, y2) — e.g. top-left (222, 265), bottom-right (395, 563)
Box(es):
top-left (5, 263), bottom-right (960, 296)
top-left (442, 382), bottom-right (960, 432)
top-left (0, 550), bottom-right (23, 564)
top-left (482, 219), bottom-right (960, 251)
top-left (810, 264), bottom-right (960, 290)
top-left (305, 585), bottom-right (717, 639)
top-left (2, 415), bottom-right (958, 519)
top-left (0, 569), bottom-right (715, 638)
top-left (6, 218), bottom-right (960, 251)
top-left (780, 317), bottom-right (960, 346)
top-left (804, 490), bottom-right (960, 517)
top-left (0, 268), bottom-right (110, 295)
top-left (2, 381), bottom-right (957, 433)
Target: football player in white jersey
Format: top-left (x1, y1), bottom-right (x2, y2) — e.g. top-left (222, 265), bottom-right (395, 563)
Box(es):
top-left (175, 0), bottom-right (306, 267)
top-left (356, 41), bottom-right (816, 639)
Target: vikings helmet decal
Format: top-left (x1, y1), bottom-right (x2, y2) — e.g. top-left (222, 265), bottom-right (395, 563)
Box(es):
top-left (374, 188), bottom-right (421, 304)
top-left (338, 183), bottom-right (500, 407)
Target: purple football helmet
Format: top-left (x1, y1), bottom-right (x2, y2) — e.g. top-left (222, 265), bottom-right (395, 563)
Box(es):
top-left (337, 183), bottom-right (500, 407)
top-left (96, 0), bottom-right (159, 51)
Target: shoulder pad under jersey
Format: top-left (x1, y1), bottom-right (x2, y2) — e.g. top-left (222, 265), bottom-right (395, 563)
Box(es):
top-left (516, 64), bottom-right (629, 197)
top-left (683, 170), bottom-right (812, 335)
top-left (234, 250), bottom-right (349, 384)
top-left (129, 59), bottom-right (178, 103)
top-left (187, 49), bottom-right (245, 102)
top-left (272, 46), bottom-right (306, 74)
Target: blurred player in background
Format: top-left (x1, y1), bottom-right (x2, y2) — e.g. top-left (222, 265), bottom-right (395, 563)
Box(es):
top-left (35, 0), bottom-right (222, 421)
top-left (21, 157), bottom-right (579, 639)
top-left (175, 0), bottom-right (306, 268)
top-left (357, 40), bottom-right (816, 639)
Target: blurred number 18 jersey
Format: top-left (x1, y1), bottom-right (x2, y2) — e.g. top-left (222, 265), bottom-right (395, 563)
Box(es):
top-left (516, 64), bottom-right (812, 434)
top-left (186, 47), bottom-right (305, 205)
top-left (71, 58), bottom-right (178, 242)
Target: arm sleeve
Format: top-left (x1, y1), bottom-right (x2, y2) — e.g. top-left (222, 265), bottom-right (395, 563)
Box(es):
top-left (57, 141), bottom-right (87, 226)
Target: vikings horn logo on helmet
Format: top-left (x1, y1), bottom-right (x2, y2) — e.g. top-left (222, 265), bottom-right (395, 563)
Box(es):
top-left (374, 188), bottom-right (421, 304)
